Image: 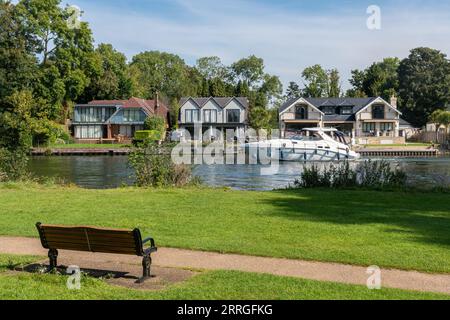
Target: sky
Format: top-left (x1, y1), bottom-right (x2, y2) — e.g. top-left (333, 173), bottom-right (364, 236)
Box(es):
top-left (66, 0), bottom-right (450, 91)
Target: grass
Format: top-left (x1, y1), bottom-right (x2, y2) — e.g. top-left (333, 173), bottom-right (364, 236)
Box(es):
top-left (0, 254), bottom-right (447, 300)
top-left (46, 144), bottom-right (131, 149)
top-left (0, 185), bottom-right (449, 274)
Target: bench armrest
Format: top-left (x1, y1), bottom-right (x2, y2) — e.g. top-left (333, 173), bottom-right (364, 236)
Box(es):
top-left (142, 237), bottom-right (156, 249)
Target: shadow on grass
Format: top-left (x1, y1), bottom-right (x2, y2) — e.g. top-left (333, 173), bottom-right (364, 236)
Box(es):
top-left (263, 189), bottom-right (450, 247)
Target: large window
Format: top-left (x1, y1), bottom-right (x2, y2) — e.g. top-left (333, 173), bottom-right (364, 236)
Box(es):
top-left (372, 105), bottom-right (385, 119)
top-left (123, 109), bottom-right (145, 122)
top-left (380, 122), bottom-right (393, 131)
top-left (227, 110), bottom-right (240, 123)
top-left (362, 122), bottom-right (376, 133)
top-left (203, 110), bottom-right (217, 123)
top-left (185, 109), bottom-right (200, 123)
top-left (74, 107), bottom-right (115, 123)
top-left (295, 105), bottom-right (308, 119)
top-left (74, 125), bottom-right (103, 139)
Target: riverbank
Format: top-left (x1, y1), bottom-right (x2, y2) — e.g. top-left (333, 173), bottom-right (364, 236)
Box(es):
top-left (1, 184), bottom-right (449, 274)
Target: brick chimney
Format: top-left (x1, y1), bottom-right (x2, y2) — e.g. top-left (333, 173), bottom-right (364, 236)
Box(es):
top-left (390, 94), bottom-right (398, 109)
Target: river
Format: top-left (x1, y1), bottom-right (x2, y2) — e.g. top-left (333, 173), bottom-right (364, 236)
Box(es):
top-left (29, 156), bottom-right (450, 190)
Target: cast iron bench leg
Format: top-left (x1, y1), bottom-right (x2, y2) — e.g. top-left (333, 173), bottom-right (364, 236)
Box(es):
top-left (48, 249), bottom-right (58, 272)
top-left (137, 254), bottom-right (152, 283)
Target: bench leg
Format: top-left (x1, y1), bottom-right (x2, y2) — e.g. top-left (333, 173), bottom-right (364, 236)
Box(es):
top-left (48, 249), bottom-right (58, 272)
top-left (137, 255), bottom-right (152, 283)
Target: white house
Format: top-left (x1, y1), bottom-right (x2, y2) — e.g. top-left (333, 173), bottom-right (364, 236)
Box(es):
top-left (279, 96), bottom-right (406, 144)
top-left (178, 97), bottom-right (248, 141)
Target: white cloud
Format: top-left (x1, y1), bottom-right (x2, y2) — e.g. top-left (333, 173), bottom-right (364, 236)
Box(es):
top-left (71, 0), bottom-right (450, 91)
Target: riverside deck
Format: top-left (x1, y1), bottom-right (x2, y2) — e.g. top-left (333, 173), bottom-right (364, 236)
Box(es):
top-left (357, 148), bottom-right (439, 158)
top-left (31, 148), bottom-right (132, 156)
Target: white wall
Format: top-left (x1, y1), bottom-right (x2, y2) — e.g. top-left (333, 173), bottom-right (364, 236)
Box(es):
top-left (180, 99), bottom-right (245, 124)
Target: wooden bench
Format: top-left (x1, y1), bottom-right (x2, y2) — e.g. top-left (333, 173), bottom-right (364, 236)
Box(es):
top-left (36, 223), bottom-right (157, 283)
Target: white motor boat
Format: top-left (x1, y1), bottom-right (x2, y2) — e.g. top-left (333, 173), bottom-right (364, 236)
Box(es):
top-left (245, 128), bottom-right (360, 162)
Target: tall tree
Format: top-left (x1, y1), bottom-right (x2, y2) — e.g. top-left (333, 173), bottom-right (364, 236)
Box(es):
top-left (231, 55), bottom-right (265, 88)
top-left (196, 56), bottom-right (229, 80)
top-left (363, 58), bottom-right (399, 100)
top-left (327, 69), bottom-right (341, 97)
top-left (130, 51), bottom-right (191, 101)
top-left (398, 47), bottom-right (450, 126)
top-left (285, 82), bottom-right (301, 100)
top-left (346, 69), bottom-right (367, 97)
top-left (83, 43), bottom-right (132, 101)
top-left (301, 64), bottom-right (328, 98)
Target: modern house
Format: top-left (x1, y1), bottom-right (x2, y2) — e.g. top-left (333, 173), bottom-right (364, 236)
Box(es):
top-left (72, 96), bottom-right (169, 142)
top-left (178, 97), bottom-right (249, 141)
top-left (279, 96), bottom-right (405, 144)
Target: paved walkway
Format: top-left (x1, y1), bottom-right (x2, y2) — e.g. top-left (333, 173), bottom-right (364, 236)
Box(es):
top-left (1, 236), bottom-right (449, 295)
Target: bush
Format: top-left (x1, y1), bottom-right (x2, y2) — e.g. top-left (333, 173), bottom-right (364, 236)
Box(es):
top-left (128, 143), bottom-right (196, 187)
top-left (144, 116), bottom-right (166, 140)
top-left (0, 148), bottom-right (30, 182)
top-left (294, 160), bottom-right (406, 190)
top-left (134, 130), bottom-right (162, 143)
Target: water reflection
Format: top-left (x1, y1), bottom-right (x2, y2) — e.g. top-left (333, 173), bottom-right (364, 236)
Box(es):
top-left (29, 156), bottom-right (450, 190)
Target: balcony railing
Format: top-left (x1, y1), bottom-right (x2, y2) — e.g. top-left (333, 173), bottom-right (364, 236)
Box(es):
top-left (356, 130), bottom-right (396, 138)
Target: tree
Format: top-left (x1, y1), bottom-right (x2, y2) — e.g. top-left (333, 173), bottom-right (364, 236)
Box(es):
top-left (285, 82), bottom-right (301, 100)
top-left (327, 69), bottom-right (341, 97)
top-left (398, 47), bottom-right (450, 127)
top-left (130, 51), bottom-right (191, 101)
top-left (301, 64), bottom-right (328, 98)
top-left (363, 58), bottom-right (399, 100)
top-left (84, 43), bottom-right (132, 100)
top-left (196, 56), bottom-right (228, 80)
top-left (347, 69), bottom-right (367, 97)
top-left (231, 55), bottom-right (265, 88)
top-left (429, 109), bottom-right (450, 141)
top-left (0, 1), bottom-right (38, 100)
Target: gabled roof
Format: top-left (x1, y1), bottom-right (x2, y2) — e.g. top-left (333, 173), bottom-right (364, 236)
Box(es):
top-left (279, 97), bottom-right (377, 114)
top-left (86, 97), bottom-right (169, 117)
top-left (179, 97), bottom-right (249, 109)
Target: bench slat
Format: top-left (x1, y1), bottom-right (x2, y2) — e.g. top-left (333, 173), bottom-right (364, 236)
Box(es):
top-left (45, 241), bottom-right (139, 255)
top-left (43, 234), bottom-right (137, 246)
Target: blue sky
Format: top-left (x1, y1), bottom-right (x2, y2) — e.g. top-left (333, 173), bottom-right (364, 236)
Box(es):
top-left (67, 0), bottom-right (450, 90)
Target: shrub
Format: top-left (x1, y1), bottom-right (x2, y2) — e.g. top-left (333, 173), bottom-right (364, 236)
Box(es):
top-left (144, 116), bottom-right (166, 139)
top-left (0, 148), bottom-right (30, 182)
top-left (128, 143), bottom-right (196, 187)
top-left (295, 160), bottom-right (406, 190)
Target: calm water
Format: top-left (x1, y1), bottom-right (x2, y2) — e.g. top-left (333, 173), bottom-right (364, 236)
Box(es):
top-left (29, 156), bottom-right (450, 190)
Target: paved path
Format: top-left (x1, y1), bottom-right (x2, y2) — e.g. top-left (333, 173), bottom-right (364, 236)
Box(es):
top-left (1, 236), bottom-right (449, 295)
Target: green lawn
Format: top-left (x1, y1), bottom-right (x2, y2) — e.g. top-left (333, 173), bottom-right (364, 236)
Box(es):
top-left (46, 144), bottom-right (131, 149)
top-left (0, 255), bottom-right (447, 300)
top-left (0, 184), bottom-right (449, 273)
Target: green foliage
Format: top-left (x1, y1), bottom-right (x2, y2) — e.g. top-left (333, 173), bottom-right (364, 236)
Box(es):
top-left (301, 64), bottom-right (328, 97)
top-left (128, 144), bottom-right (195, 187)
top-left (327, 69), bottom-right (342, 97)
top-left (144, 116), bottom-right (165, 131)
top-left (348, 58), bottom-right (399, 100)
top-left (295, 161), bottom-right (406, 189)
top-left (130, 51), bottom-right (191, 100)
top-left (0, 148), bottom-right (29, 182)
top-left (398, 47), bottom-right (450, 127)
top-left (134, 130), bottom-right (161, 142)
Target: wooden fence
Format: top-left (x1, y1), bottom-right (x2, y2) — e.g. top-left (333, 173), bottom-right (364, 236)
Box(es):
top-left (412, 132), bottom-right (449, 144)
